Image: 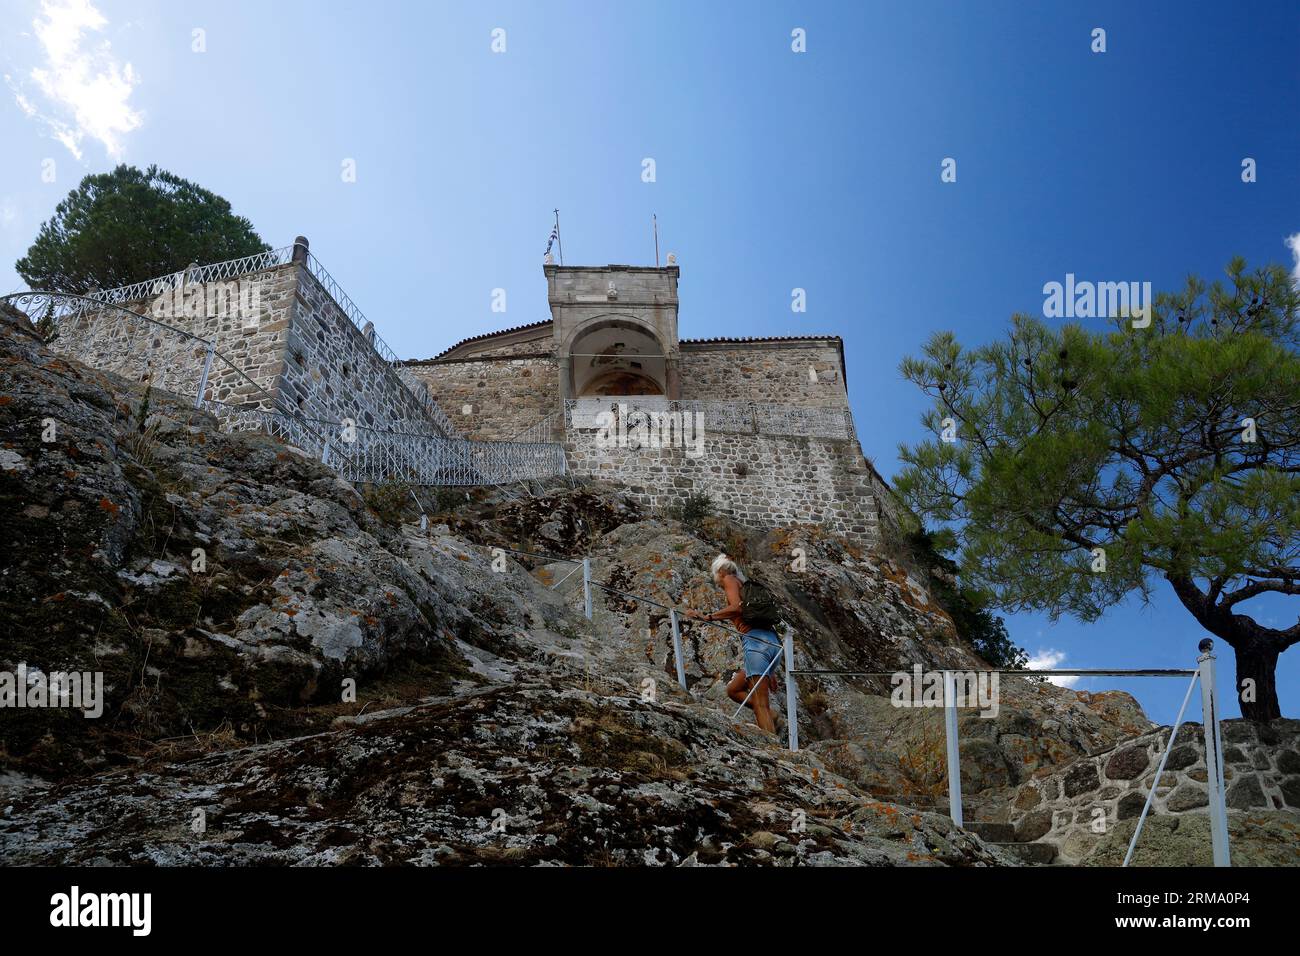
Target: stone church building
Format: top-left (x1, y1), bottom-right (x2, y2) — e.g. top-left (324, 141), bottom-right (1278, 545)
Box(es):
top-left (404, 261), bottom-right (898, 545)
top-left (36, 240), bottom-right (898, 547)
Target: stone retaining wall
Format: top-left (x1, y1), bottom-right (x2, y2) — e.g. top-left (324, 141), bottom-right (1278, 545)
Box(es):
top-left (565, 428), bottom-right (884, 547)
top-left (679, 340), bottom-right (849, 407)
top-left (53, 262), bottom-right (450, 437)
top-left (406, 356), bottom-right (559, 441)
top-left (1001, 718), bottom-right (1300, 865)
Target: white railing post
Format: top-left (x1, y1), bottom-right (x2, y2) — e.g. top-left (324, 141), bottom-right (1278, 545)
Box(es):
top-left (943, 670), bottom-right (963, 828)
top-left (1198, 639), bottom-right (1232, 867)
top-left (669, 609), bottom-right (686, 690)
top-left (194, 343), bottom-right (215, 409)
top-left (582, 558), bottom-right (592, 620)
top-left (1123, 668), bottom-right (1201, 866)
top-left (783, 626), bottom-right (798, 752)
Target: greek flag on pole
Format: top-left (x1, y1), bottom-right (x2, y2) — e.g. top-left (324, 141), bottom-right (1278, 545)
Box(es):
top-left (545, 225), bottom-right (558, 256)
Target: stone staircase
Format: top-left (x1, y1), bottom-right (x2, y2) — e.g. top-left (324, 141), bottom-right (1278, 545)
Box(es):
top-left (962, 820), bottom-right (1058, 865)
top-left (868, 792), bottom-right (1060, 865)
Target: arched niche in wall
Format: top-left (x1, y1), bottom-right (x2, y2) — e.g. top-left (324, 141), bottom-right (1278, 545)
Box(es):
top-left (567, 318), bottom-right (668, 397)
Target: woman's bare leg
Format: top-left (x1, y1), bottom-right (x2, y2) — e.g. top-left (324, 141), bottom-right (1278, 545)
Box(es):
top-left (750, 676), bottom-right (776, 733)
top-left (726, 669), bottom-right (749, 704)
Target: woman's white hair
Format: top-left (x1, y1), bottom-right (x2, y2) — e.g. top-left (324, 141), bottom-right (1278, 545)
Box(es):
top-left (710, 554), bottom-right (745, 581)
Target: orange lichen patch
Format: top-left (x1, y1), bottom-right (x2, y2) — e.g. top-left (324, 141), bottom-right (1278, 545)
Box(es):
top-left (97, 497), bottom-right (119, 515)
top-left (384, 592), bottom-right (397, 605)
top-left (0, 396), bottom-right (11, 405)
top-left (456, 553), bottom-right (470, 562)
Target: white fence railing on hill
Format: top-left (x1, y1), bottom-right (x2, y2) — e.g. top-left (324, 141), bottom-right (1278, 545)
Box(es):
top-left (1, 291), bottom-right (565, 487)
top-left (82, 240), bottom-right (463, 441)
top-left (564, 397), bottom-right (856, 440)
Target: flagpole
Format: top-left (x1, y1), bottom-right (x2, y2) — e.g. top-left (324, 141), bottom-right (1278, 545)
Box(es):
top-left (554, 208), bottom-right (564, 266)
top-left (653, 213), bottom-right (659, 267)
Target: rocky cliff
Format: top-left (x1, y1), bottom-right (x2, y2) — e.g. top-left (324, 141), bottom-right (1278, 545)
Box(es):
top-left (0, 314), bottom-right (1275, 866)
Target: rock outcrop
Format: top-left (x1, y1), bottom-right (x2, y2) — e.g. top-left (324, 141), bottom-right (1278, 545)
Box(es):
top-left (0, 316), bottom-right (1251, 866)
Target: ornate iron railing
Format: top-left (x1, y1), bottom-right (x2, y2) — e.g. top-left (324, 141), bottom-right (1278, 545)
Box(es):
top-left (81, 243), bottom-right (463, 440)
top-left (1, 291), bottom-right (565, 487)
top-left (206, 402), bottom-right (565, 486)
top-left (563, 397), bottom-right (855, 439)
top-left (80, 247), bottom-right (293, 306)
top-left (506, 410), bottom-right (564, 445)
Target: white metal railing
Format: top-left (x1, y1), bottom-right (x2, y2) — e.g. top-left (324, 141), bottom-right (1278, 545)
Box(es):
top-left (506, 410), bottom-right (563, 445)
top-left (787, 645), bottom-right (1232, 867)
top-left (209, 402), bottom-right (565, 486)
top-left (2, 291), bottom-right (565, 487)
top-left (491, 543), bottom-right (796, 746)
top-left (84, 242), bottom-right (463, 441)
top-left (564, 397), bottom-right (855, 439)
top-left (83, 247), bottom-right (293, 306)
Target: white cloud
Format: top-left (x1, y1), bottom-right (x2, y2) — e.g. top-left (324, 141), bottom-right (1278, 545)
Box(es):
top-left (1285, 232), bottom-right (1300, 286)
top-left (1026, 647), bottom-right (1078, 687)
top-left (8, 0), bottom-right (142, 160)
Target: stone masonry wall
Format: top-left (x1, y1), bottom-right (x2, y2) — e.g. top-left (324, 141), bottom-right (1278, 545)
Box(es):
top-left (679, 341), bottom-right (848, 407)
top-left (52, 262), bottom-right (449, 440)
top-left (277, 266), bottom-right (440, 433)
top-left (1001, 718), bottom-right (1300, 865)
top-left (406, 356), bottom-right (559, 441)
top-left (52, 264), bottom-right (298, 409)
top-left (565, 428), bottom-right (883, 546)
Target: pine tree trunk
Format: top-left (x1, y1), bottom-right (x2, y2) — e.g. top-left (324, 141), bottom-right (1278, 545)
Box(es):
top-left (1232, 640), bottom-right (1281, 722)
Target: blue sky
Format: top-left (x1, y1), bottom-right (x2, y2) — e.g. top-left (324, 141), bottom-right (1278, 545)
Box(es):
top-left (2, 0), bottom-right (1297, 722)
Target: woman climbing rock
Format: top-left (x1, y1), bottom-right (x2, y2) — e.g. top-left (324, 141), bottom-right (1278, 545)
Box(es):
top-left (685, 554), bottom-right (783, 734)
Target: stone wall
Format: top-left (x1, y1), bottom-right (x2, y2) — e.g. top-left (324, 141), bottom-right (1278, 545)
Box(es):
top-left (53, 261), bottom-right (452, 438)
top-left (52, 264), bottom-right (298, 409)
top-left (1000, 718), bottom-right (1300, 865)
top-left (278, 266), bottom-right (442, 432)
top-left (406, 356), bottom-right (560, 441)
top-left (564, 426), bottom-right (883, 547)
top-left (679, 341), bottom-right (848, 407)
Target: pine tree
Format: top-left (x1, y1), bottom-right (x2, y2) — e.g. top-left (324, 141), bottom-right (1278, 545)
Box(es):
top-left (897, 260), bottom-right (1300, 720)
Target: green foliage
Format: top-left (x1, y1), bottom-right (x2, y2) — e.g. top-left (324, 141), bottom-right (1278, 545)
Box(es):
top-left (433, 488), bottom-right (468, 513)
top-left (667, 491), bottom-right (714, 528)
top-left (363, 480), bottom-right (415, 528)
top-left (896, 260), bottom-right (1300, 716)
top-left (34, 300), bottom-right (59, 344)
top-left (907, 530), bottom-right (1028, 669)
top-left (119, 381), bottom-right (161, 468)
top-left (16, 164), bottom-right (269, 293)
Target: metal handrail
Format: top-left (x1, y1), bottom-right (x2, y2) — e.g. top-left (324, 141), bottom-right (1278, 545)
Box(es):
top-left (2, 291), bottom-right (564, 487)
top-left (506, 410), bottom-right (562, 445)
top-left (82, 243), bottom-right (464, 441)
top-left (564, 397), bottom-right (855, 440)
